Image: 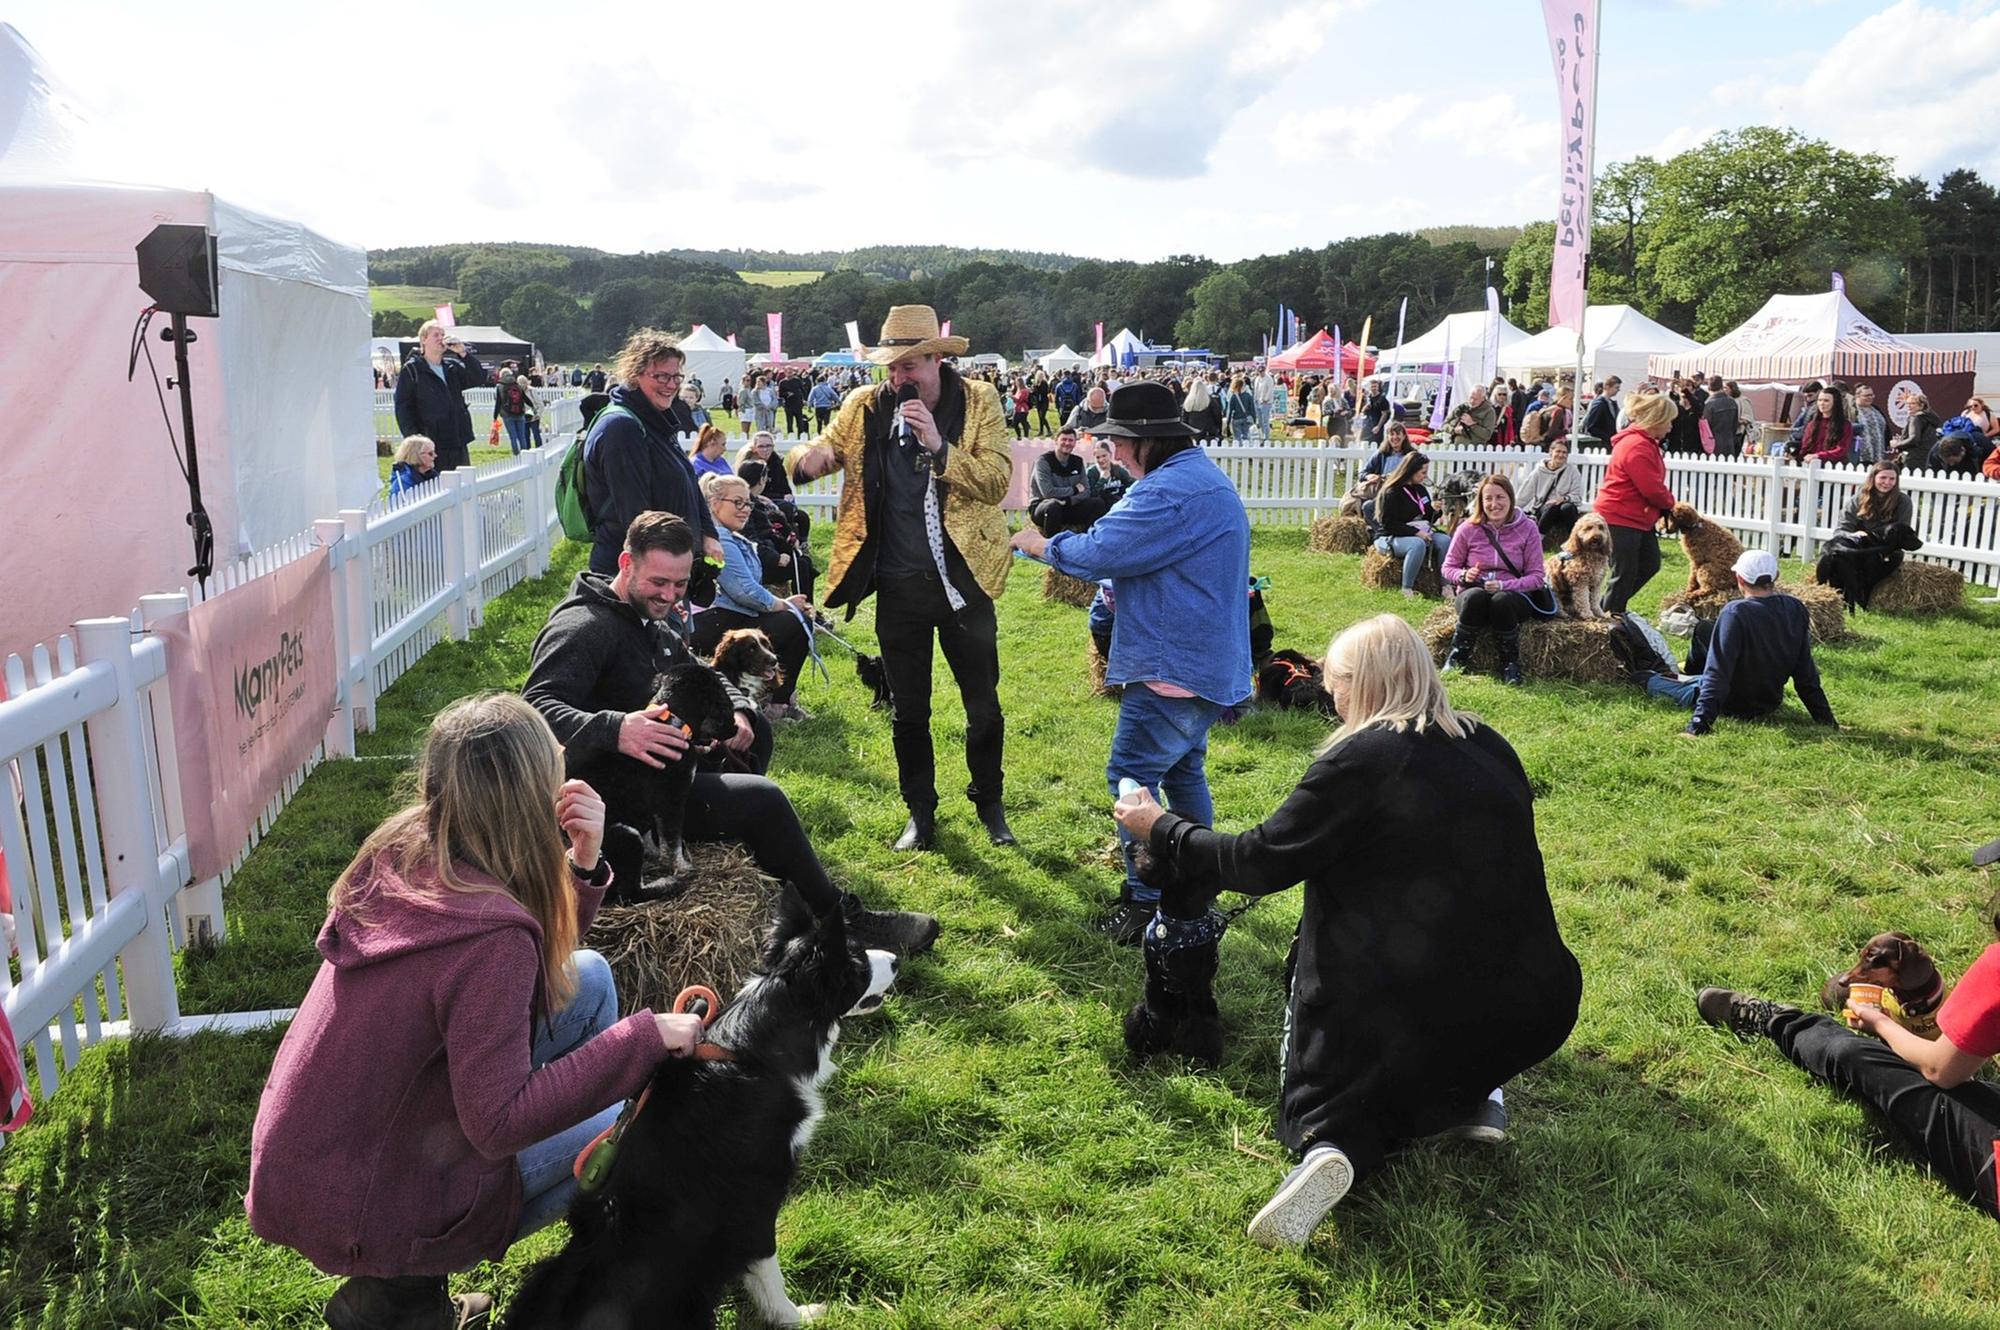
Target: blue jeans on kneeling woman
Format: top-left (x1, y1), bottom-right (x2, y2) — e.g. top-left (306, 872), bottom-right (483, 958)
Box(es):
top-left (1387, 531), bottom-right (1451, 589)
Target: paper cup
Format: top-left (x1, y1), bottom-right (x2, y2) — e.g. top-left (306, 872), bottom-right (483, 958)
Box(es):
top-left (1846, 982), bottom-right (1886, 1010)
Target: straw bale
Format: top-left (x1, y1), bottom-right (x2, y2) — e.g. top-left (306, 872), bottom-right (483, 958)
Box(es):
top-left (1361, 547), bottom-right (1443, 598)
top-left (1866, 561), bottom-right (1965, 616)
top-left (1307, 514), bottom-right (1371, 555)
top-left (1087, 636), bottom-right (1120, 697)
top-left (590, 842), bottom-right (782, 1017)
top-left (1419, 605), bottom-right (1627, 684)
top-left (1660, 580), bottom-right (1855, 644)
top-left (1044, 565), bottom-right (1099, 607)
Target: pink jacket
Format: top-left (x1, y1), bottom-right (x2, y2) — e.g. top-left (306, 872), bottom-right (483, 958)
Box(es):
top-left (1443, 512), bottom-right (1548, 593)
top-left (247, 856), bottom-right (665, 1276)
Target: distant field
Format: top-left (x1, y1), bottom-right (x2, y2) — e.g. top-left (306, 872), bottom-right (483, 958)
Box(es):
top-left (371, 284), bottom-right (459, 318)
top-left (737, 269), bottom-right (824, 287)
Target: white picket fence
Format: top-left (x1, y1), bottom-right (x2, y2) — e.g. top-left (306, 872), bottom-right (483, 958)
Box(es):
top-left (1, 447), bottom-right (569, 1113)
top-left (373, 385), bottom-right (586, 441)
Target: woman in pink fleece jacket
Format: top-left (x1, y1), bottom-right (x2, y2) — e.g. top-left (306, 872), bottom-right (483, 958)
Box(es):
top-left (247, 693), bottom-right (705, 1329)
top-left (1440, 474), bottom-right (1552, 686)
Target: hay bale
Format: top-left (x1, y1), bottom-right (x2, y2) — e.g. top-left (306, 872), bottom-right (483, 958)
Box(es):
top-left (1361, 546), bottom-right (1443, 599)
top-left (1043, 565), bottom-right (1099, 608)
top-left (590, 843), bottom-right (782, 1017)
top-left (1307, 513), bottom-right (1371, 555)
top-left (1867, 561), bottom-right (1965, 616)
top-left (1086, 636), bottom-right (1120, 697)
top-left (1660, 579), bottom-right (1856, 644)
top-left (1419, 605), bottom-right (1627, 684)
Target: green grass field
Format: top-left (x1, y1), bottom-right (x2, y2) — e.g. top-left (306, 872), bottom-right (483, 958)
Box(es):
top-left (738, 270), bottom-right (825, 287)
top-left (8, 529), bottom-right (2000, 1328)
top-left (370, 284), bottom-right (460, 319)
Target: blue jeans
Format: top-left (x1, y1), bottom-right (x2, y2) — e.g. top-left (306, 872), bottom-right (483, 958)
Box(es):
top-left (502, 413), bottom-right (530, 454)
top-left (1107, 686), bottom-right (1225, 905)
top-left (1230, 419), bottom-right (1251, 441)
top-left (513, 949), bottom-right (624, 1239)
top-left (1645, 674), bottom-right (1700, 708)
top-left (1255, 404), bottom-right (1273, 437)
top-left (1388, 532), bottom-right (1450, 589)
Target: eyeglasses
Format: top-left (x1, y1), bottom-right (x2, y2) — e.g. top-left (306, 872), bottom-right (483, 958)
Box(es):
top-left (644, 371), bottom-right (685, 386)
top-left (719, 496), bottom-right (752, 510)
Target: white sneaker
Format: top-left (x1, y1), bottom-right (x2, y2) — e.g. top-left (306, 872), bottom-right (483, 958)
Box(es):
top-left (1246, 1144), bottom-right (1353, 1250)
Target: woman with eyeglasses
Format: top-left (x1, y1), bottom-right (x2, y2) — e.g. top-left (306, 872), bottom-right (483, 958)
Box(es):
top-left (580, 328), bottom-right (721, 576)
top-left (692, 473), bottom-right (814, 721)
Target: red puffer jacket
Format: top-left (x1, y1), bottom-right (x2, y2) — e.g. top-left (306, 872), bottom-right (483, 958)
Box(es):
top-left (1593, 426), bottom-right (1675, 531)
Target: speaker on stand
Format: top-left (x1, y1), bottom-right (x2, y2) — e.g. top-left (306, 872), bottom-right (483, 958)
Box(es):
top-left (136, 223), bottom-right (220, 582)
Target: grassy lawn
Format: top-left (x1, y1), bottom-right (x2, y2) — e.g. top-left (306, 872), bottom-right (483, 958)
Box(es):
top-left (738, 270), bottom-right (825, 287)
top-left (8, 529), bottom-right (2000, 1327)
top-left (370, 284), bottom-right (460, 320)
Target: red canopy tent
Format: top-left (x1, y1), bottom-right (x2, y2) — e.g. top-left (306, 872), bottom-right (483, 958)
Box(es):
top-left (1270, 328), bottom-right (1374, 375)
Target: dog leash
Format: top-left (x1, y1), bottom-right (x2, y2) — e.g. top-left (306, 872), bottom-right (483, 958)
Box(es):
top-left (780, 602), bottom-right (836, 685)
top-left (573, 985), bottom-right (733, 1194)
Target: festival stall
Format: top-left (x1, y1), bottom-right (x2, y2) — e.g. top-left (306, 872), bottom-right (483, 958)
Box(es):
top-left (1646, 291), bottom-right (1976, 427)
top-left (679, 323), bottom-right (748, 405)
top-left (1092, 327), bottom-right (1148, 368)
top-left (1500, 304), bottom-right (1701, 387)
top-left (1374, 309), bottom-right (1531, 374)
top-left (1038, 344), bottom-right (1089, 374)
top-left (1270, 328), bottom-right (1375, 375)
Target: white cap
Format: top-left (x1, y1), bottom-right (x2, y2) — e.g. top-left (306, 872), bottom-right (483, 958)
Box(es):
top-left (1732, 548), bottom-right (1780, 584)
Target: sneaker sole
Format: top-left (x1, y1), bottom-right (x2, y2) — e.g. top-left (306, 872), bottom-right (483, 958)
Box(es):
top-left (1438, 1123), bottom-right (1509, 1146)
top-left (1247, 1149), bottom-right (1352, 1250)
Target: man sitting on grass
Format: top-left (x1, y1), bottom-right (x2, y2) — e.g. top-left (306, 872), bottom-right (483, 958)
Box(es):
top-left (1627, 549), bottom-right (1836, 737)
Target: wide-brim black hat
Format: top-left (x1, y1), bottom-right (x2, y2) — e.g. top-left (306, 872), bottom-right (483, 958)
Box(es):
top-left (1089, 381), bottom-right (1197, 439)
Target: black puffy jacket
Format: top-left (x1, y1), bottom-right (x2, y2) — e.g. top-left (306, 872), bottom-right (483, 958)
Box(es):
top-left (392, 350), bottom-right (488, 470)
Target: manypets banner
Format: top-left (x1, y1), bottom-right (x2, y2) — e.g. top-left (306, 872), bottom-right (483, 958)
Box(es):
top-left (155, 547), bottom-right (336, 881)
top-left (1541, 0), bottom-right (1598, 336)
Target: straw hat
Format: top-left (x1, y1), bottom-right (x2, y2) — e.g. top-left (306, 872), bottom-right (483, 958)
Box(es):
top-left (866, 305), bottom-right (970, 365)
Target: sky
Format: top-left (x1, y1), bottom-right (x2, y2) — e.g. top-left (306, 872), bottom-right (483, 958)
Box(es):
top-left (5, 0), bottom-right (1999, 263)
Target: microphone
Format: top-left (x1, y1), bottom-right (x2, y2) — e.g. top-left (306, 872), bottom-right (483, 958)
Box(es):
top-left (893, 382), bottom-right (919, 448)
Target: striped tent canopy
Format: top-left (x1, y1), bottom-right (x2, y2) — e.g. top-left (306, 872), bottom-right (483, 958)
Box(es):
top-left (1648, 291), bottom-right (1976, 381)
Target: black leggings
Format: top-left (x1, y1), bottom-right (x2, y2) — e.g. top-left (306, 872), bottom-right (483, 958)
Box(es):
top-left (1031, 495), bottom-right (1111, 535)
top-left (690, 605), bottom-right (810, 704)
top-left (1534, 501), bottom-right (1580, 548)
top-left (1455, 587), bottom-right (1534, 630)
top-left (601, 769), bottom-right (839, 917)
top-left (1604, 522), bottom-right (1662, 614)
top-left (1769, 1009), bottom-right (2000, 1218)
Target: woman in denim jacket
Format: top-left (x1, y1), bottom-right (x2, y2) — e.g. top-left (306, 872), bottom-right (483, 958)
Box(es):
top-left (690, 473), bottom-right (813, 720)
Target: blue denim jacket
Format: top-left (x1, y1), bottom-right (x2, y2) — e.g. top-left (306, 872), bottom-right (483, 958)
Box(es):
top-left (1046, 448), bottom-right (1251, 705)
top-left (713, 528), bottom-right (779, 616)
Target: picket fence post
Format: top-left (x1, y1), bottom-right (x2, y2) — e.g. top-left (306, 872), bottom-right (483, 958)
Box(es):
top-left (314, 518), bottom-right (356, 758)
top-left (526, 450), bottom-right (552, 578)
top-left (74, 617), bottom-right (181, 1032)
top-left (441, 471), bottom-right (472, 640)
top-left (1801, 458), bottom-right (1823, 562)
top-left (339, 508), bottom-right (376, 733)
top-left (1765, 453), bottom-right (1785, 552)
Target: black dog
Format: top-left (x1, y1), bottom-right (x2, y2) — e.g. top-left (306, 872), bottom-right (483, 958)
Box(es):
top-left (854, 652), bottom-right (892, 710)
top-left (624, 663), bottom-right (739, 891)
top-left (503, 894), bottom-right (900, 1329)
top-left (1256, 647), bottom-right (1336, 716)
top-left (1121, 843), bottom-right (1226, 1067)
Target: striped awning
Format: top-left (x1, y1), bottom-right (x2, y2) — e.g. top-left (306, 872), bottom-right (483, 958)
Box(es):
top-left (1647, 291), bottom-right (1975, 381)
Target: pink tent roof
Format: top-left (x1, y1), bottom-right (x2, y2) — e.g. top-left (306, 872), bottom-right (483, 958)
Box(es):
top-left (1271, 329), bottom-right (1375, 374)
top-left (1647, 291), bottom-right (1975, 381)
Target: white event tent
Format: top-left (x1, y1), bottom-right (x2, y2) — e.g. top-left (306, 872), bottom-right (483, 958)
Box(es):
top-left (679, 324), bottom-right (748, 405)
top-left (1374, 309), bottom-right (1530, 372)
top-left (1093, 327), bottom-right (1147, 367)
top-left (0, 24), bottom-right (375, 661)
top-left (1038, 344), bottom-right (1089, 374)
top-left (1500, 304), bottom-right (1702, 386)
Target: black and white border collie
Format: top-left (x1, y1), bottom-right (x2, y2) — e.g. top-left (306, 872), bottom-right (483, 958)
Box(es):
top-left (503, 893), bottom-right (899, 1329)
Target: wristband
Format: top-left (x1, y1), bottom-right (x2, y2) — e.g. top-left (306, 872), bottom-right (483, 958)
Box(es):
top-left (567, 854), bottom-right (611, 887)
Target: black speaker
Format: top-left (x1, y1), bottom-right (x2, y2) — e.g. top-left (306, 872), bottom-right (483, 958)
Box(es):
top-left (137, 223), bottom-right (220, 318)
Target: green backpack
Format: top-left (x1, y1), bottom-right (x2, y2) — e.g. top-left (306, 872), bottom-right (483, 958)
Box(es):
top-left (555, 404), bottom-right (633, 542)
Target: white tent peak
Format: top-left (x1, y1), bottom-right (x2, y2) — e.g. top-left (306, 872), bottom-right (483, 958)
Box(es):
top-left (679, 324), bottom-right (736, 352)
top-left (0, 25), bottom-right (90, 176)
top-left (1376, 310), bottom-right (1529, 369)
top-left (1501, 304), bottom-right (1701, 383)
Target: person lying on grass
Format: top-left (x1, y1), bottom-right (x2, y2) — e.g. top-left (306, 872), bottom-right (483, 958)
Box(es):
top-left (246, 693), bottom-right (708, 1330)
top-left (1697, 888), bottom-right (2000, 1221)
top-left (1626, 548), bottom-right (1837, 738)
top-left (1113, 613), bottom-right (1581, 1251)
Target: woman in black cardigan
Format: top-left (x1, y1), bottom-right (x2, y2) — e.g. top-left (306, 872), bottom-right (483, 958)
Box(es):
top-left (1115, 614), bottom-right (1580, 1249)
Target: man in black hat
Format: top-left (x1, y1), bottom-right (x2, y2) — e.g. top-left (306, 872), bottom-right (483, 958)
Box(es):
top-left (789, 306), bottom-right (1018, 850)
top-left (1011, 382), bottom-right (1252, 942)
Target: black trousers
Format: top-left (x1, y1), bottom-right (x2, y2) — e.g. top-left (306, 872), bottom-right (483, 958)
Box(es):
top-left (1534, 501), bottom-right (1580, 549)
top-left (1604, 522), bottom-right (1662, 614)
top-left (1035, 407), bottom-right (1053, 437)
top-left (814, 406), bottom-right (832, 430)
top-left (599, 763), bottom-right (838, 916)
top-left (784, 402), bottom-right (809, 435)
top-left (1031, 495), bottom-right (1111, 536)
top-left (1455, 587), bottom-right (1532, 631)
top-left (1769, 1009), bottom-right (2000, 1218)
top-left (690, 605), bottom-right (809, 704)
top-left (875, 573), bottom-right (1005, 813)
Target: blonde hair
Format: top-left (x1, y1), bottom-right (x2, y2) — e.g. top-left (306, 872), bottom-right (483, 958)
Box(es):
top-left (735, 431), bottom-right (778, 468)
top-left (415, 319), bottom-right (444, 342)
top-left (1184, 380), bottom-right (1212, 413)
top-left (700, 471), bottom-right (749, 502)
top-left (1318, 614), bottom-right (1476, 754)
top-left (614, 327), bottom-right (685, 385)
top-left (393, 434), bottom-right (434, 466)
top-left (330, 694), bottom-right (576, 1015)
top-left (1625, 390), bottom-right (1679, 437)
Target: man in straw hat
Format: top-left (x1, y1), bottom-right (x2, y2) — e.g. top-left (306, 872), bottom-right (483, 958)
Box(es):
top-left (790, 305), bottom-right (1017, 851)
top-left (1011, 382), bottom-right (1251, 944)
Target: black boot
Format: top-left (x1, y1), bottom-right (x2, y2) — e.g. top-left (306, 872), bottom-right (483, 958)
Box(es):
top-left (975, 801), bottom-right (1017, 847)
top-left (1497, 627), bottom-right (1524, 686)
top-left (840, 890), bottom-right (940, 957)
top-left (893, 808), bottom-right (936, 852)
top-left (324, 1276), bottom-right (490, 1330)
top-left (1439, 624), bottom-right (1477, 676)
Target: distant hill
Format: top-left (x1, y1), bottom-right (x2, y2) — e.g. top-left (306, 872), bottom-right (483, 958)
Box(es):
top-left (1414, 225), bottom-right (1525, 250)
top-left (366, 242), bottom-right (1092, 288)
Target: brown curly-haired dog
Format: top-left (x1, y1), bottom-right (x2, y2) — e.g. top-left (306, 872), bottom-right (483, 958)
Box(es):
top-left (1546, 512), bottom-right (1613, 619)
top-left (1663, 501), bottom-right (1745, 598)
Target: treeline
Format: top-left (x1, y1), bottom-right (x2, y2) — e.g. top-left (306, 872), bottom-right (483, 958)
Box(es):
top-left (368, 128), bottom-right (1999, 359)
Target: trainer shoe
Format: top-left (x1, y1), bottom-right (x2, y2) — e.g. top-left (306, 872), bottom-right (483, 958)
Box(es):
top-left (323, 1276), bottom-right (491, 1329)
top-left (1247, 1143), bottom-right (1354, 1250)
top-left (840, 892), bottom-right (939, 958)
top-left (1097, 899), bottom-right (1152, 947)
top-left (1696, 987), bottom-right (1795, 1038)
top-left (1437, 1098), bottom-right (1510, 1145)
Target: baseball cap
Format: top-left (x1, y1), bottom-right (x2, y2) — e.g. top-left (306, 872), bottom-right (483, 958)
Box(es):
top-left (1731, 549), bottom-right (1780, 585)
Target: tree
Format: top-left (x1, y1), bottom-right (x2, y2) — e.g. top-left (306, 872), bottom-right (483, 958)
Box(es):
top-left (499, 282), bottom-right (583, 357)
top-left (587, 277), bottom-right (670, 354)
top-left (371, 308), bottom-right (417, 338)
top-left (1177, 270), bottom-right (1261, 354)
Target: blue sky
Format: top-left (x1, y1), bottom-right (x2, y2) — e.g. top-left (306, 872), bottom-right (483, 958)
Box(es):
top-left (5, 0), bottom-right (1996, 260)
